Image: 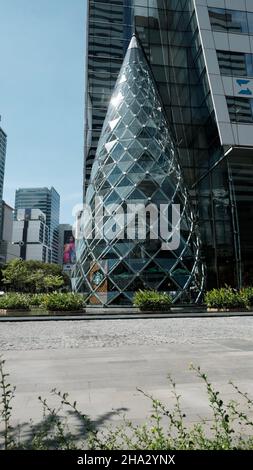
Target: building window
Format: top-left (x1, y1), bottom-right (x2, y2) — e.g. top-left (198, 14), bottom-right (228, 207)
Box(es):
top-left (209, 8), bottom-right (250, 35)
top-left (227, 96), bottom-right (253, 123)
top-left (248, 12), bottom-right (253, 34)
top-left (39, 223), bottom-right (44, 243)
top-left (42, 246), bottom-right (47, 263)
top-left (217, 51), bottom-right (253, 77)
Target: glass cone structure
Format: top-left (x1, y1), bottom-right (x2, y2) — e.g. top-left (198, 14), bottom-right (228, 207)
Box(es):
top-left (73, 35), bottom-right (205, 306)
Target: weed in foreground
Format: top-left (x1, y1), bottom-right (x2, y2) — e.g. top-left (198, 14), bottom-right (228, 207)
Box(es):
top-left (1, 357), bottom-right (253, 450)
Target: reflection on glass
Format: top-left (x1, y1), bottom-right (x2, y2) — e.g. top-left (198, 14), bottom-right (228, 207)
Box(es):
top-left (74, 35), bottom-right (205, 306)
top-left (209, 7), bottom-right (251, 35)
top-left (217, 51), bottom-right (253, 78)
top-left (227, 97), bottom-right (253, 124)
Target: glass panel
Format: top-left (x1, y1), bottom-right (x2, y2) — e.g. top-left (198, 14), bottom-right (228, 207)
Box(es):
top-left (227, 10), bottom-right (248, 34)
top-left (227, 97), bottom-right (253, 123)
top-left (248, 12), bottom-right (253, 35)
top-left (209, 8), bottom-right (248, 34)
top-left (217, 51), bottom-right (253, 77)
top-left (77, 34), bottom-right (204, 305)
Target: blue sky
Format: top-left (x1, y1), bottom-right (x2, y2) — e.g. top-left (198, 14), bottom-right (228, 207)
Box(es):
top-left (0, 0), bottom-right (85, 223)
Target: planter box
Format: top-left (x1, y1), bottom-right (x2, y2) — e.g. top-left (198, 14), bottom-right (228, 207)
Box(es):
top-left (0, 308), bottom-right (30, 316)
top-left (137, 309), bottom-right (171, 314)
top-left (0, 308), bottom-right (86, 317)
top-left (46, 310), bottom-right (86, 316)
top-left (207, 307), bottom-right (248, 312)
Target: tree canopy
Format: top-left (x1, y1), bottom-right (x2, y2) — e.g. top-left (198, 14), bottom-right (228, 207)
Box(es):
top-left (1, 259), bottom-right (71, 293)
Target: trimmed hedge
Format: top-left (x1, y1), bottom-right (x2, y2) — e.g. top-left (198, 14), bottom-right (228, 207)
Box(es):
top-left (41, 293), bottom-right (85, 312)
top-left (133, 290), bottom-right (172, 311)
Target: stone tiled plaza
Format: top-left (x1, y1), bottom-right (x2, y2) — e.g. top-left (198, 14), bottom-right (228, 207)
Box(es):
top-left (1, 317), bottom-right (253, 431)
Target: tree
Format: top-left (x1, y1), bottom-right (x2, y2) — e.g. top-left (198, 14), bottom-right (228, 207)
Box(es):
top-left (2, 259), bottom-right (29, 292)
top-left (2, 259), bottom-right (70, 293)
top-left (43, 275), bottom-right (64, 293)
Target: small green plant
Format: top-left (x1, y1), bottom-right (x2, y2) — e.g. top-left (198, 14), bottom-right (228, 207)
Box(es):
top-left (42, 292), bottom-right (85, 312)
top-left (27, 293), bottom-right (47, 307)
top-left (90, 365), bottom-right (253, 450)
top-left (204, 287), bottom-right (247, 310)
top-left (0, 293), bottom-right (30, 311)
top-left (240, 287), bottom-right (253, 308)
top-left (133, 290), bottom-right (172, 311)
top-left (0, 358), bottom-right (16, 449)
top-left (1, 357), bottom-right (253, 450)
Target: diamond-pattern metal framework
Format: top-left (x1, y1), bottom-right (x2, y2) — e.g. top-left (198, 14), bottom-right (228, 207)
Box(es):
top-left (73, 35), bottom-right (205, 305)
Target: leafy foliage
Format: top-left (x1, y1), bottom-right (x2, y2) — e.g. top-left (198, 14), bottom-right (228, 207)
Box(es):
top-left (204, 287), bottom-right (247, 309)
top-left (1, 259), bottom-right (69, 293)
top-left (90, 365), bottom-right (253, 450)
top-left (27, 293), bottom-right (47, 307)
top-left (0, 293), bottom-right (30, 310)
top-left (240, 287), bottom-right (253, 307)
top-left (1, 260), bottom-right (28, 292)
top-left (133, 290), bottom-right (172, 311)
top-left (41, 292), bottom-right (85, 312)
top-left (0, 358), bottom-right (16, 449)
top-left (1, 358), bottom-right (253, 450)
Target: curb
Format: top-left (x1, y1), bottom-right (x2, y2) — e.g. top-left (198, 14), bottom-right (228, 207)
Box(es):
top-left (1, 311), bottom-right (253, 322)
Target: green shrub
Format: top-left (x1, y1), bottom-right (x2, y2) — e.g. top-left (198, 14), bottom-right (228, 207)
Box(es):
top-left (133, 290), bottom-right (172, 311)
top-left (42, 292), bottom-right (85, 312)
top-left (1, 259), bottom-right (69, 293)
top-left (0, 293), bottom-right (30, 310)
top-left (240, 287), bottom-right (253, 308)
top-left (27, 293), bottom-right (47, 307)
top-left (204, 287), bottom-right (246, 309)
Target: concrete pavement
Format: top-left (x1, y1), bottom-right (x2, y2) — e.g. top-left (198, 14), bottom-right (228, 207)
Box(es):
top-left (0, 317), bottom-right (253, 439)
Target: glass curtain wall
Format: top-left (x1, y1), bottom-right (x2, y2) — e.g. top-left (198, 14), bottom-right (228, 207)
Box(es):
top-left (85, 0), bottom-right (133, 194)
top-left (78, 35), bottom-right (204, 305)
top-left (133, 0), bottom-right (237, 289)
top-left (85, 0), bottom-right (252, 289)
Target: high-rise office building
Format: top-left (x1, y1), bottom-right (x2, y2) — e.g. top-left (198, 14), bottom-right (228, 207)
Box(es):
top-left (0, 201), bottom-right (20, 265)
top-left (84, 0), bottom-right (133, 194)
top-left (12, 209), bottom-right (51, 263)
top-left (80, 0), bottom-right (253, 299)
top-left (0, 124), bottom-right (7, 237)
top-left (0, 122), bottom-right (20, 264)
top-left (15, 187), bottom-right (60, 263)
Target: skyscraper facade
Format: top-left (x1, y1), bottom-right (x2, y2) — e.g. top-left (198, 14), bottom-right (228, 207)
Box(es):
top-left (75, 35), bottom-right (204, 305)
top-left (0, 201), bottom-right (20, 266)
top-left (0, 125), bottom-right (7, 237)
top-left (83, 0), bottom-right (253, 292)
top-left (84, 0), bottom-right (132, 194)
top-left (12, 209), bottom-right (51, 263)
top-left (15, 187), bottom-right (60, 263)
